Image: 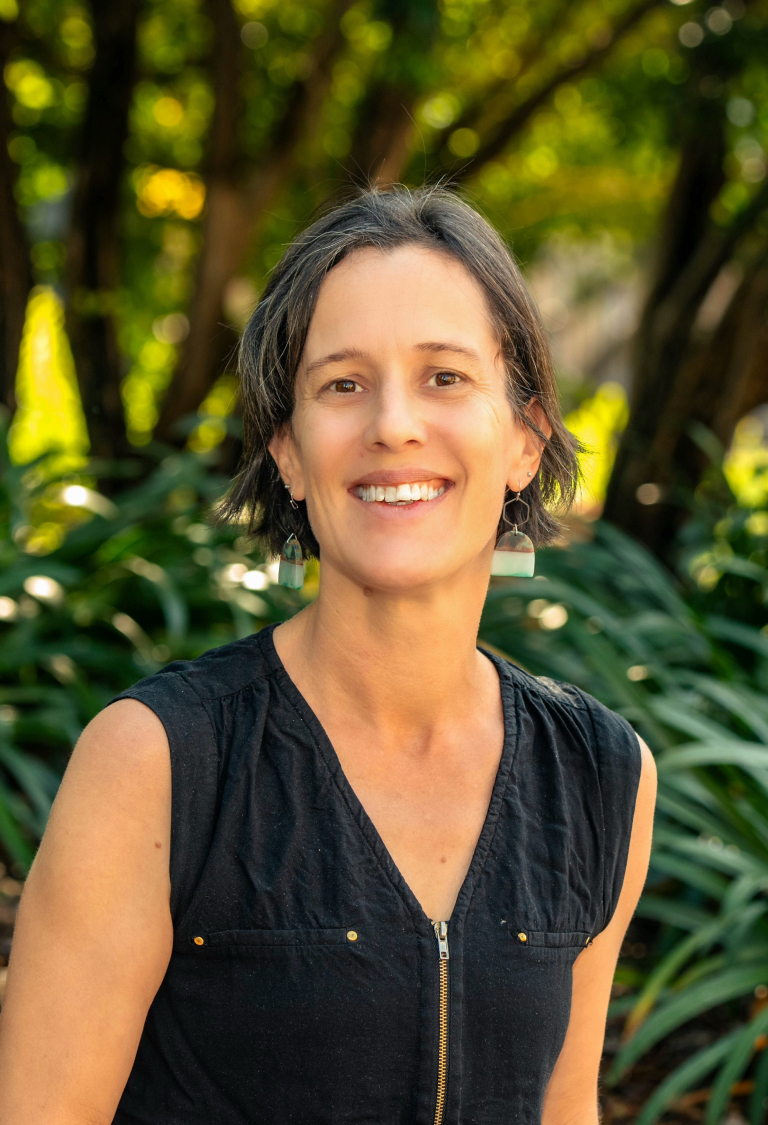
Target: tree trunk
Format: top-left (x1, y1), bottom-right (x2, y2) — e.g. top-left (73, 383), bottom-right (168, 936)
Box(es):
top-left (154, 0), bottom-right (245, 443)
top-left (664, 258), bottom-right (768, 493)
top-left (343, 0), bottom-right (441, 189)
top-left (155, 0), bottom-right (353, 444)
top-left (0, 18), bottom-right (33, 415)
top-left (64, 0), bottom-right (141, 461)
top-left (345, 82), bottom-right (417, 188)
top-left (603, 76), bottom-right (768, 550)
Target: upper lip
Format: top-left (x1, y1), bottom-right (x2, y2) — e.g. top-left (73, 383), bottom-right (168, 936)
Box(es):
top-left (350, 468), bottom-right (451, 488)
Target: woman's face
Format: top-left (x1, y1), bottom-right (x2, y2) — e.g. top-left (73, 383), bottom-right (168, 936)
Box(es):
top-left (270, 245), bottom-right (545, 593)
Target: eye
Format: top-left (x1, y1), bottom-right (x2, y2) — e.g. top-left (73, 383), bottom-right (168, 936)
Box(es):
top-left (329, 378), bottom-right (363, 394)
top-left (428, 371), bottom-right (461, 388)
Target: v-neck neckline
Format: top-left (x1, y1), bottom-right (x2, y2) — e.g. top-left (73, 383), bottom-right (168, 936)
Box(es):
top-left (258, 623), bottom-right (521, 935)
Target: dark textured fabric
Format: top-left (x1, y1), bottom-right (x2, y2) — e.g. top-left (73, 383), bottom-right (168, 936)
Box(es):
top-left (110, 624), bottom-right (641, 1125)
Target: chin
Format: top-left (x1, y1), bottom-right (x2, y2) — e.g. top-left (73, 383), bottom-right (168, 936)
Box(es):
top-left (340, 546), bottom-right (470, 593)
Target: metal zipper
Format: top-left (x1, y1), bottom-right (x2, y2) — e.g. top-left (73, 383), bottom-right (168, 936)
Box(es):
top-left (432, 920), bottom-right (450, 1125)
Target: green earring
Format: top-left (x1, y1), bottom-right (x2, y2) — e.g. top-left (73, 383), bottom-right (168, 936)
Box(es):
top-left (278, 533), bottom-right (304, 589)
top-left (491, 486), bottom-right (535, 578)
top-left (278, 486), bottom-right (304, 589)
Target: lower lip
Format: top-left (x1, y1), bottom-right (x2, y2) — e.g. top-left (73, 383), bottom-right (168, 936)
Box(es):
top-left (349, 484), bottom-right (452, 518)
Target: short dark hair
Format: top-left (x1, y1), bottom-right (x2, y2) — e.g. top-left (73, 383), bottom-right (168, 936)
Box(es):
top-left (221, 185), bottom-right (580, 557)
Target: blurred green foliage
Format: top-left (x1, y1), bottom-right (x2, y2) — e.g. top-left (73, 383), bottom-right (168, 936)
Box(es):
top-left (3, 0), bottom-right (768, 1114)
top-left (4, 0), bottom-right (768, 448)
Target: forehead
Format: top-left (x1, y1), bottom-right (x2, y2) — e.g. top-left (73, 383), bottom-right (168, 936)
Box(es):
top-left (302, 244), bottom-right (498, 362)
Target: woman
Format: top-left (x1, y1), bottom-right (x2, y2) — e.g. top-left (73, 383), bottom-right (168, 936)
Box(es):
top-left (0, 187), bottom-right (655, 1125)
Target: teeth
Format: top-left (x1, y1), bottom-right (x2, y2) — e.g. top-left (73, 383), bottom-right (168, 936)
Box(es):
top-left (355, 481), bottom-right (447, 504)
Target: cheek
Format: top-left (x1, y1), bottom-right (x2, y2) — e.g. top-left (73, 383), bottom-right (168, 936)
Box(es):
top-left (291, 408), bottom-right (357, 497)
top-left (446, 398), bottom-right (516, 482)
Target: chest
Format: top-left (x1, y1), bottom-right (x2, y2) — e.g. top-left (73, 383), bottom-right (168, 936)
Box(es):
top-left (133, 677), bottom-right (605, 1125)
top-left (330, 734), bottom-right (503, 922)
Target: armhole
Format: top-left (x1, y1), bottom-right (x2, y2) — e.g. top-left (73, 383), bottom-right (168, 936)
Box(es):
top-left (112, 671), bottom-right (219, 924)
top-left (585, 697), bottom-right (643, 936)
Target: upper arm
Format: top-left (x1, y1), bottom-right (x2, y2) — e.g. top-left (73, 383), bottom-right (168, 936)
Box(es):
top-left (542, 736), bottom-right (656, 1125)
top-left (0, 698), bottom-right (174, 1125)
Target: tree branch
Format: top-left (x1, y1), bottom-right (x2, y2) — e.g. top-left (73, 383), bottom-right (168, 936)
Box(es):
top-left (651, 181), bottom-right (768, 352)
top-left (156, 0), bottom-right (355, 442)
top-left (449, 0), bottom-right (666, 181)
top-left (343, 1), bottom-right (441, 188)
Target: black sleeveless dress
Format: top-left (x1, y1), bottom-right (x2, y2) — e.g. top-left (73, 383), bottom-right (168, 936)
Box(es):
top-left (111, 623), bottom-right (641, 1125)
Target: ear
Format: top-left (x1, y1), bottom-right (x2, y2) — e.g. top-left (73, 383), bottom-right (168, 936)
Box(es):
top-left (508, 398), bottom-right (552, 489)
top-left (268, 425), bottom-right (306, 502)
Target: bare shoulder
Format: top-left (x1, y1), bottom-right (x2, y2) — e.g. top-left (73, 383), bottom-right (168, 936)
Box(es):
top-left (65, 697), bottom-right (170, 789)
top-left (25, 697), bottom-right (172, 913)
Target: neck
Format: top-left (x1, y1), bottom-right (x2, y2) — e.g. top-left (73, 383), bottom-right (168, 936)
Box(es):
top-left (273, 560), bottom-right (495, 738)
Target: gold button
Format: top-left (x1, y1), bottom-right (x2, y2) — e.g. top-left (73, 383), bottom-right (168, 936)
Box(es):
top-left (517, 932), bottom-right (527, 942)
top-left (193, 936), bottom-right (205, 946)
top-left (347, 930), bottom-right (358, 942)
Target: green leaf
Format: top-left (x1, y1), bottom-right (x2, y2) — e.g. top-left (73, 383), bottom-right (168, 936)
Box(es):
top-left (707, 615), bottom-right (768, 660)
top-left (658, 741), bottom-right (768, 775)
top-left (0, 741), bottom-right (58, 830)
top-left (634, 894), bottom-right (712, 931)
top-left (608, 963), bottom-right (768, 1083)
top-left (0, 776), bottom-right (34, 869)
top-left (706, 1006), bottom-right (768, 1125)
top-left (654, 792), bottom-right (746, 851)
top-left (625, 903), bottom-right (765, 1038)
top-left (634, 1031), bottom-right (741, 1125)
top-left (749, 1040), bottom-right (768, 1125)
top-left (650, 699), bottom-right (739, 744)
top-left (686, 676), bottom-right (768, 744)
top-left (649, 850), bottom-right (729, 899)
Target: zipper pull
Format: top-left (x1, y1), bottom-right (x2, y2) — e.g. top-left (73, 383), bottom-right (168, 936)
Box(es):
top-left (433, 920), bottom-right (449, 960)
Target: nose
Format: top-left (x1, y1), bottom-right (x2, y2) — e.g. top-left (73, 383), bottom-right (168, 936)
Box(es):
top-left (363, 375), bottom-right (427, 452)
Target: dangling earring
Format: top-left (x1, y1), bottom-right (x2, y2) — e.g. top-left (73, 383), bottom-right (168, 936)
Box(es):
top-left (491, 484), bottom-right (535, 577)
top-left (278, 486), bottom-right (304, 589)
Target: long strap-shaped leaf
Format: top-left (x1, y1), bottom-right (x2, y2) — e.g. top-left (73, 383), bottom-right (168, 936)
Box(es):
top-left (608, 963), bottom-right (768, 1084)
top-left (0, 775), bottom-right (34, 867)
top-left (634, 1031), bottom-right (741, 1125)
top-left (624, 904), bottom-right (767, 1039)
top-left (658, 742), bottom-right (768, 774)
top-left (705, 1006), bottom-right (768, 1125)
top-left (649, 849), bottom-right (729, 900)
top-left (749, 1040), bottom-right (768, 1125)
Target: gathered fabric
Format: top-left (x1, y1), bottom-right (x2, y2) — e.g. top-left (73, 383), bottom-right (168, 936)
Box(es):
top-left (111, 624), bottom-right (641, 1125)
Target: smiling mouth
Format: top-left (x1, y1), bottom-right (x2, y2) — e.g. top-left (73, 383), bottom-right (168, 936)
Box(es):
top-left (353, 479), bottom-right (448, 505)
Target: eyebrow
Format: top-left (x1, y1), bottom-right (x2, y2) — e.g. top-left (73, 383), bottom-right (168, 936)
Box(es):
top-left (303, 347), bottom-right (370, 378)
top-left (303, 340), bottom-right (481, 378)
top-left (413, 341), bottom-right (481, 362)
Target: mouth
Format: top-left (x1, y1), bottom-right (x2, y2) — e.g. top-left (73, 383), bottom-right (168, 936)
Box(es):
top-left (352, 478), bottom-right (449, 506)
